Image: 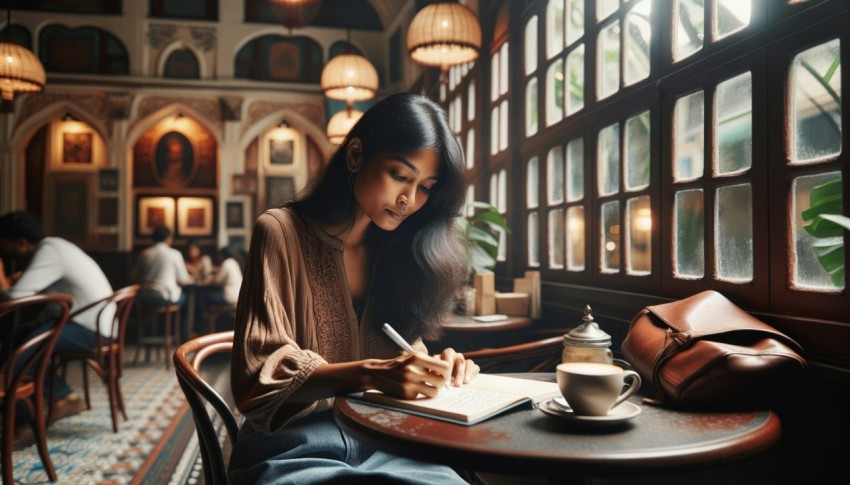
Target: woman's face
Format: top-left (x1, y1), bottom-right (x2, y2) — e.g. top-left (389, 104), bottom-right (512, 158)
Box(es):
top-left (352, 148), bottom-right (440, 231)
top-left (188, 245), bottom-right (201, 260)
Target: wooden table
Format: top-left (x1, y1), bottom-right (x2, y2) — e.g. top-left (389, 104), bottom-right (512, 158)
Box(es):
top-left (442, 315), bottom-right (533, 333)
top-left (333, 374), bottom-right (781, 481)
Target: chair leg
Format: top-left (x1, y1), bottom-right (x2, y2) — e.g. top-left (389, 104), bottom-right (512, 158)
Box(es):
top-left (164, 312), bottom-right (172, 371)
top-left (133, 308), bottom-right (143, 367)
top-left (3, 398), bottom-right (17, 484)
top-left (106, 364), bottom-right (119, 433)
top-left (31, 391), bottom-right (58, 481)
top-left (81, 359), bottom-right (91, 410)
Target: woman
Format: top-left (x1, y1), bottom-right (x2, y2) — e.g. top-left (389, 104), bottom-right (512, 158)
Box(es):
top-left (229, 93), bottom-right (478, 484)
top-left (184, 239), bottom-right (212, 282)
top-left (194, 245), bottom-right (243, 334)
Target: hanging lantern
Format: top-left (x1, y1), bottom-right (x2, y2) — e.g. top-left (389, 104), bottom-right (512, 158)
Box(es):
top-left (407, 1), bottom-right (481, 70)
top-left (0, 41), bottom-right (45, 101)
top-left (267, 0), bottom-right (321, 32)
top-left (320, 54), bottom-right (378, 103)
top-left (326, 108), bottom-right (363, 144)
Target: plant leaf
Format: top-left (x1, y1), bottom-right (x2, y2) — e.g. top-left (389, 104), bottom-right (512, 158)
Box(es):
top-left (467, 225), bottom-right (499, 248)
top-left (468, 244), bottom-right (496, 274)
top-left (821, 213), bottom-right (850, 232)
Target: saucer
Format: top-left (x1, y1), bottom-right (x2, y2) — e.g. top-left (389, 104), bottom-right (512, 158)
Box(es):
top-left (539, 399), bottom-right (641, 427)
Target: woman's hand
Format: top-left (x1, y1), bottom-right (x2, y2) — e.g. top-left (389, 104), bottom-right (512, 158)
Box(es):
top-left (436, 347), bottom-right (480, 387)
top-left (363, 352), bottom-right (451, 400)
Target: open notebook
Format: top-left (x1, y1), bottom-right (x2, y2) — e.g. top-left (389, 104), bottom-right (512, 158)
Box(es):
top-left (350, 374), bottom-right (560, 425)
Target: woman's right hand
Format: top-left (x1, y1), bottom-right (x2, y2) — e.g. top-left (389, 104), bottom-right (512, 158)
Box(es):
top-left (363, 352), bottom-right (451, 400)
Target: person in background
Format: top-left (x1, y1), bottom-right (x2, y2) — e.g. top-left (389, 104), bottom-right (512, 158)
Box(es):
top-left (193, 245), bottom-right (243, 336)
top-left (228, 93), bottom-right (478, 484)
top-left (0, 211), bottom-right (115, 430)
top-left (184, 239), bottom-right (213, 283)
top-left (132, 225), bottom-right (191, 308)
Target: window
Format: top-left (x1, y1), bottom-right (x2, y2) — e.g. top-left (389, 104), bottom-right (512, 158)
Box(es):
top-left (39, 25), bottom-right (129, 75)
top-left (234, 35), bottom-right (323, 83)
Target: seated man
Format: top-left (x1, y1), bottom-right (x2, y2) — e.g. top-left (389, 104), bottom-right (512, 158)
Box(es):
top-left (0, 211), bottom-right (115, 430)
top-left (132, 225), bottom-right (191, 308)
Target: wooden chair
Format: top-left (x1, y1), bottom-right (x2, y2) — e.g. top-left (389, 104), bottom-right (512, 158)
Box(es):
top-left (173, 331), bottom-right (239, 485)
top-left (48, 284), bottom-right (140, 433)
top-left (133, 281), bottom-right (182, 370)
top-left (202, 303), bottom-right (237, 335)
top-left (463, 336), bottom-right (564, 373)
top-left (0, 293), bottom-right (73, 484)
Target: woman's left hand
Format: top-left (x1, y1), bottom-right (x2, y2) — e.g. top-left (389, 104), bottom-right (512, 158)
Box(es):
top-left (436, 348), bottom-right (480, 386)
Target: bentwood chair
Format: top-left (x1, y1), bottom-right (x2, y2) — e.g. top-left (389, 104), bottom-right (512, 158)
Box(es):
top-left (49, 285), bottom-right (140, 433)
top-left (134, 281), bottom-right (182, 370)
top-left (174, 331), bottom-right (239, 485)
top-left (0, 293), bottom-right (73, 484)
top-left (463, 336), bottom-right (564, 373)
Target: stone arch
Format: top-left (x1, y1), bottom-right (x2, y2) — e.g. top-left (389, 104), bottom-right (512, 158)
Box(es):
top-left (157, 41), bottom-right (206, 79)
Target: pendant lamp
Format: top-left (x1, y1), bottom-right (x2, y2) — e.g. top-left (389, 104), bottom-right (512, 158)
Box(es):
top-left (268, 0), bottom-right (321, 32)
top-left (326, 108), bottom-right (363, 144)
top-left (0, 6), bottom-right (46, 103)
top-left (320, 52), bottom-right (378, 104)
top-left (407, 1), bottom-right (481, 70)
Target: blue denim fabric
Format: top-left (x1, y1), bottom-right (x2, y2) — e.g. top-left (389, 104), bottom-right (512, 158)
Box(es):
top-left (228, 410), bottom-right (469, 484)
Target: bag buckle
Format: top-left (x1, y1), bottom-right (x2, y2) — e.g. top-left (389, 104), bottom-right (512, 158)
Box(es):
top-left (671, 330), bottom-right (693, 346)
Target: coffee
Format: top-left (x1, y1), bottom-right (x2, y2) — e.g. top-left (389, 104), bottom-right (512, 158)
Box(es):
top-left (556, 362), bottom-right (641, 416)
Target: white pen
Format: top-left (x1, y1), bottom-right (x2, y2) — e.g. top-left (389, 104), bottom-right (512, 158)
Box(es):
top-left (382, 322), bottom-right (451, 390)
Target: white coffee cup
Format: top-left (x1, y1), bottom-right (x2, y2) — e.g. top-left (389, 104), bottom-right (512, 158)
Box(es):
top-left (556, 362), bottom-right (641, 416)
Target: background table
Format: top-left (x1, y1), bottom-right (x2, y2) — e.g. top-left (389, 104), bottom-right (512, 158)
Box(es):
top-left (437, 315), bottom-right (534, 353)
top-left (333, 374), bottom-right (781, 481)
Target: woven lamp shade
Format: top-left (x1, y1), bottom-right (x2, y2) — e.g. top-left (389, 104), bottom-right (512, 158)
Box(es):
top-left (407, 2), bottom-right (481, 68)
top-left (327, 109), bottom-right (364, 144)
top-left (0, 41), bottom-right (46, 101)
top-left (321, 54), bottom-right (379, 103)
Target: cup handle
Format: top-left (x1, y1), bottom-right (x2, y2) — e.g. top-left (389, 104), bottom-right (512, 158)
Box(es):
top-left (612, 371), bottom-right (641, 409)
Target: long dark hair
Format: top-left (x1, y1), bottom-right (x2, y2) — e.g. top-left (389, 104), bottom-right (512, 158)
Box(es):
top-left (289, 93), bottom-right (467, 341)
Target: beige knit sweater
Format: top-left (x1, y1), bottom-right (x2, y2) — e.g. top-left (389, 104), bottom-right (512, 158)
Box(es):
top-left (231, 207), bottom-right (427, 433)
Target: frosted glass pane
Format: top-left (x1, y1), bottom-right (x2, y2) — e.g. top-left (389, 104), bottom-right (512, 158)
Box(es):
top-left (547, 59), bottom-right (564, 126)
top-left (499, 100), bottom-right (509, 151)
top-left (467, 83), bottom-right (475, 121)
top-left (791, 172), bottom-right (844, 291)
top-left (547, 0), bottom-right (564, 59)
top-left (528, 212), bottom-right (540, 267)
top-left (566, 0), bottom-right (584, 47)
top-left (673, 0), bottom-right (703, 62)
top-left (566, 138), bottom-right (584, 202)
top-left (598, 123), bottom-right (620, 196)
top-left (465, 185), bottom-right (475, 217)
top-left (465, 129), bottom-right (475, 169)
top-left (566, 44), bottom-right (585, 115)
top-left (715, 184), bottom-right (753, 282)
top-left (601, 201), bottom-right (621, 273)
top-left (715, 72), bottom-right (752, 175)
top-left (674, 91), bottom-right (705, 182)
top-left (567, 206), bottom-right (586, 271)
top-left (624, 0), bottom-right (651, 86)
top-left (548, 208), bottom-right (565, 269)
top-left (527, 156), bottom-right (539, 208)
top-left (491, 52), bottom-right (499, 101)
top-left (674, 189), bottom-right (705, 279)
top-left (626, 196), bottom-right (652, 275)
top-left (500, 42), bottom-right (509, 96)
top-left (489, 174), bottom-right (498, 207)
top-left (625, 110), bottom-right (651, 191)
top-left (525, 16), bottom-right (538, 74)
top-left (498, 169), bottom-right (507, 213)
top-left (547, 146), bottom-right (564, 205)
top-left (791, 39), bottom-right (841, 164)
top-left (490, 106), bottom-right (499, 155)
top-left (597, 0), bottom-right (618, 22)
top-left (526, 79), bottom-right (539, 137)
top-left (715, 0), bottom-right (751, 40)
top-left (598, 21), bottom-right (620, 100)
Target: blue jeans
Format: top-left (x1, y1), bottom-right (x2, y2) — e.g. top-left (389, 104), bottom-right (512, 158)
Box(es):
top-left (228, 410), bottom-right (468, 484)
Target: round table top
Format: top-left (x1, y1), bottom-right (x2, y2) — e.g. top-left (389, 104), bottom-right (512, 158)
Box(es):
top-left (333, 374), bottom-right (781, 478)
top-left (441, 315), bottom-right (532, 332)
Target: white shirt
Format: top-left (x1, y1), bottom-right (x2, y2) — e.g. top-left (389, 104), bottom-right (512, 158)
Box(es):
top-left (212, 257), bottom-right (243, 304)
top-left (3, 237), bottom-right (115, 337)
top-left (132, 242), bottom-right (191, 302)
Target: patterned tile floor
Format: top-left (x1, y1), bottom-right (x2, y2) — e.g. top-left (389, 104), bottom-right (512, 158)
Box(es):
top-left (9, 350), bottom-right (195, 484)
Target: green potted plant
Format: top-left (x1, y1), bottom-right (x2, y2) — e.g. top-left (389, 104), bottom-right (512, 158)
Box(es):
top-left (454, 201), bottom-right (510, 314)
top-left (803, 178), bottom-right (847, 287)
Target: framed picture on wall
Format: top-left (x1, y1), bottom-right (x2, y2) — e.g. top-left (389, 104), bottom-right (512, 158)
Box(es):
top-left (99, 168), bottom-right (119, 192)
top-left (62, 132), bottom-right (93, 164)
top-left (137, 196), bottom-right (176, 236)
top-left (97, 197), bottom-right (118, 227)
top-left (265, 176), bottom-right (295, 208)
top-left (269, 138), bottom-right (294, 165)
top-left (226, 199), bottom-right (248, 229)
top-left (176, 196), bottom-right (214, 237)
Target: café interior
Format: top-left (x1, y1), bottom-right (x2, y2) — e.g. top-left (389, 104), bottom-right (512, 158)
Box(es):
top-left (1, 0), bottom-right (848, 483)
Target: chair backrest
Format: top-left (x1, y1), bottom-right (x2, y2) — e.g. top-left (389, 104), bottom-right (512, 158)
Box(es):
top-left (0, 293), bottom-right (73, 396)
top-left (174, 330), bottom-right (238, 485)
top-left (71, 284), bottom-right (140, 347)
top-left (463, 336), bottom-right (564, 373)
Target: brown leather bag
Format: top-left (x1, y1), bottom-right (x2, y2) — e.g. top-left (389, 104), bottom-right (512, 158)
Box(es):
top-left (621, 290), bottom-right (806, 410)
